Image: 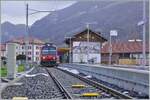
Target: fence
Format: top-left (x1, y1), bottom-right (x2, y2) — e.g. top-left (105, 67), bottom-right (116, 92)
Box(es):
top-left (119, 59), bottom-right (149, 65)
top-left (101, 56), bottom-right (149, 65)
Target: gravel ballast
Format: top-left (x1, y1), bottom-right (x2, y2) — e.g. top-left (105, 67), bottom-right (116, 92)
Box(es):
top-left (1, 67), bottom-right (63, 99)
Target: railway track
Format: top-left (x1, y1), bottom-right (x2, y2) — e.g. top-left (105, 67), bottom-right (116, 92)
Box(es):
top-left (1, 67), bottom-right (71, 99)
top-left (47, 67), bottom-right (132, 99)
top-left (2, 66), bottom-right (133, 99)
top-left (62, 64), bottom-right (149, 98)
top-left (45, 68), bottom-right (73, 99)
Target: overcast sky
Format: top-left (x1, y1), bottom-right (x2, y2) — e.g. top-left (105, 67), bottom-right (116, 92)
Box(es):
top-left (1, 1), bottom-right (76, 25)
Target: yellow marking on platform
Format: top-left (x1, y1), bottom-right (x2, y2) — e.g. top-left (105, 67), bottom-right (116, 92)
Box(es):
top-left (12, 97), bottom-right (28, 100)
top-left (72, 84), bottom-right (85, 88)
top-left (81, 92), bottom-right (100, 97)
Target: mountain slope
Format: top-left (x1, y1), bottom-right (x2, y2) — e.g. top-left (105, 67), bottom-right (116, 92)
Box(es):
top-left (30, 1), bottom-right (149, 45)
top-left (1, 22), bottom-right (26, 42)
top-left (1, 1), bottom-right (149, 45)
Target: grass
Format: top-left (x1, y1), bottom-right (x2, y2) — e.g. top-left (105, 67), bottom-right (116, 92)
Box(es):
top-left (17, 64), bottom-right (25, 73)
top-left (0, 64), bottom-right (25, 77)
top-left (0, 67), bottom-right (7, 77)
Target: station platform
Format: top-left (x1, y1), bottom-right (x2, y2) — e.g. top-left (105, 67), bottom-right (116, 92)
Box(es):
top-left (75, 63), bottom-right (149, 71)
top-left (61, 63), bottom-right (149, 95)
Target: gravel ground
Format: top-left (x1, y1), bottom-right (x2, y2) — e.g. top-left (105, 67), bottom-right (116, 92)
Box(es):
top-left (49, 68), bottom-right (116, 99)
top-left (1, 67), bottom-right (64, 99)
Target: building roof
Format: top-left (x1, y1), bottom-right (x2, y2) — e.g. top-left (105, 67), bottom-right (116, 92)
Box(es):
top-left (101, 41), bottom-right (149, 53)
top-left (65, 28), bottom-right (107, 44)
top-left (0, 44), bottom-right (6, 51)
top-left (6, 37), bottom-right (45, 45)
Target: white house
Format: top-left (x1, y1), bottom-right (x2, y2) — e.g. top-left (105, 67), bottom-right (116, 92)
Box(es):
top-left (6, 37), bottom-right (45, 64)
top-left (65, 28), bottom-right (107, 64)
top-left (0, 44), bottom-right (6, 57)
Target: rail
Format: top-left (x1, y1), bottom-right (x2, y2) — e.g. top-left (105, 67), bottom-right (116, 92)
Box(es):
top-left (45, 68), bottom-right (73, 99)
top-left (57, 67), bottom-right (133, 99)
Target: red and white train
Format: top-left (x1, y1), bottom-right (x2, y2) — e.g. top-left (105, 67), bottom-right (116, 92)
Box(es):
top-left (40, 43), bottom-right (59, 67)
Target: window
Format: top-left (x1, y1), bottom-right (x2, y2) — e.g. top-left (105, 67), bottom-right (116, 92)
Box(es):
top-left (28, 57), bottom-right (31, 60)
top-left (139, 54), bottom-right (143, 59)
top-left (147, 53), bottom-right (150, 59)
top-left (41, 46), bottom-right (57, 55)
top-left (36, 52), bottom-right (39, 55)
top-left (28, 52), bottom-right (31, 55)
top-left (36, 57), bottom-right (39, 61)
top-left (36, 46), bottom-right (39, 49)
top-left (132, 54), bottom-right (138, 59)
top-left (28, 46), bottom-right (31, 49)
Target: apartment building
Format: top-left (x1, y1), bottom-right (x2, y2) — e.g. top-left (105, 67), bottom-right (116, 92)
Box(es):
top-left (6, 37), bottom-right (45, 63)
top-left (0, 44), bottom-right (6, 57)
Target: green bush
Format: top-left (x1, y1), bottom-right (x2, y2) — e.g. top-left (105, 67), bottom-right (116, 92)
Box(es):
top-left (0, 67), bottom-right (7, 77)
top-left (17, 65), bottom-right (25, 72)
top-left (0, 64), bottom-right (25, 77)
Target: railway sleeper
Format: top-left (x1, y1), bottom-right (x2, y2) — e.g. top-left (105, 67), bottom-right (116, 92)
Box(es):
top-left (57, 68), bottom-right (133, 99)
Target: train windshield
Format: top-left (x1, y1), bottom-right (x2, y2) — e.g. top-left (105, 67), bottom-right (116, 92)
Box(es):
top-left (42, 46), bottom-right (56, 55)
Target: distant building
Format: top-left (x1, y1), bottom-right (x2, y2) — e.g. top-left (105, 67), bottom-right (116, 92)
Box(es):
top-left (101, 41), bottom-right (150, 65)
top-left (65, 28), bottom-right (107, 63)
top-left (5, 37), bottom-right (45, 64)
top-left (0, 44), bottom-right (6, 57)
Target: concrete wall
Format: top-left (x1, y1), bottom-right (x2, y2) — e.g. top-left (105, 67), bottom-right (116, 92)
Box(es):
top-left (63, 64), bottom-right (149, 95)
top-left (73, 54), bottom-right (100, 63)
top-left (72, 42), bottom-right (101, 63)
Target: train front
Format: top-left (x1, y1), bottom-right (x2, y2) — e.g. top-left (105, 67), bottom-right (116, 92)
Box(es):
top-left (40, 43), bottom-right (58, 67)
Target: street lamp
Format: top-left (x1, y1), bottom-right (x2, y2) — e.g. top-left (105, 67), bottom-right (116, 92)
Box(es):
top-left (25, 4), bottom-right (57, 69)
top-left (109, 30), bottom-right (118, 65)
top-left (137, 0), bottom-right (147, 66)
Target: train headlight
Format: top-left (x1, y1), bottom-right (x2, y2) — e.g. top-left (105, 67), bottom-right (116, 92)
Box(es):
top-left (53, 57), bottom-right (55, 60)
top-left (42, 56), bottom-right (45, 59)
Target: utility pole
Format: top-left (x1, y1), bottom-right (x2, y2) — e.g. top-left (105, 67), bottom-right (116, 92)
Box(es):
top-left (25, 4), bottom-right (57, 68)
top-left (109, 34), bottom-right (112, 65)
top-left (109, 30), bottom-right (117, 65)
top-left (32, 39), bottom-right (34, 67)
top-left (86, 24), bottom-right (90, 64)
top-left (86, 24), bottom-right (90, 44)
top-left (65, 36), bottom-right (72, 63)
top-left (25, 3), bottom-right (29, 69)
top-left (142, 0), bottom-right (146, 66)
top-left (85, 22), bottom-right (97, 64)
top-left (137, 0), bottom-right (147, 66)
top-left (69, 37), bottom-right (72, 63)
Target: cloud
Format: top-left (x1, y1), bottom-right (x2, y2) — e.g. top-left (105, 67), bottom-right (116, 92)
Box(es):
top-left (1, 1), bottom-right (76, 25)
top-left (1, 14), bottom-right (25, 25)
